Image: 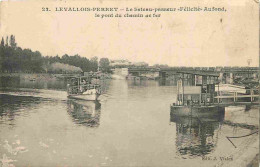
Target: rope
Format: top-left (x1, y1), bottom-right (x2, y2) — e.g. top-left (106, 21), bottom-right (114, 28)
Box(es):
top-left (226, 130), bottom-right (258, 148)
top-left (227, 130), bottom-right (258, 139)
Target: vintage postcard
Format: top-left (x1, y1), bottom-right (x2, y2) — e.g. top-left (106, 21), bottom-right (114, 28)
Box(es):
top-left (0, 0), bottom-right (259, 166)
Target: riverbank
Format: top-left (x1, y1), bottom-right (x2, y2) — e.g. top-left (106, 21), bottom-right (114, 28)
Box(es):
top-left (214, 104), bottom-right (259, 167)
top-left (247, 154), bottom-right (259, 167)
top-left (0, 72), bottom-right (111, 79)
top-left (214, 135), bottom-right (258, 167)
top-left (0, 72), bottom-right (79, 78)
top-left (0, 73), bottom-right (72, 90)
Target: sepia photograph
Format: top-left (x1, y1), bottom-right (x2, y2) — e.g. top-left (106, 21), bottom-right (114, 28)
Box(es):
top-left (0, 0), bottom-right (259, 166)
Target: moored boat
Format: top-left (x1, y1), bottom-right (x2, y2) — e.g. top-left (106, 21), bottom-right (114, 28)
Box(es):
top-left (170, 71), bottom-right (225, 117)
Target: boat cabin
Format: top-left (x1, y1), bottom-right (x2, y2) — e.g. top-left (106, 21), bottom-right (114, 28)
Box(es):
top-left (67, 76), bottom-right (100, 95)
top-left (176, 71), bottom-right (219, 106)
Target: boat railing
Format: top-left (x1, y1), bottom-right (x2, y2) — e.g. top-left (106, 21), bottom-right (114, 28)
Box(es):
top-left (216, 88), bottom-right (258, 95)
top-left (215, 88), bottom-right (259, 103)
top-left (175, 88), bottom-right (259, 106)
top-left (69, 84), bottom-right (100, 88)
top-left (67, 83), bottom-right (101, 94)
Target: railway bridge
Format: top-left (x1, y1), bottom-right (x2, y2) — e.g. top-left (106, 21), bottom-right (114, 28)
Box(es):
top-left (127, 67), bottom-right (259, 84)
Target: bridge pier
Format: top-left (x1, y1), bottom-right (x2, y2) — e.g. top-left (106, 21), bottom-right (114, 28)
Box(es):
top-left (230, 73), bottom-right (234, 84)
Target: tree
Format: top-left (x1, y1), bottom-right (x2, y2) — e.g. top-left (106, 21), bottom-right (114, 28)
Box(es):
top-left (0, 35), bottom-right (102, 73)
top-left (9, 35), bottom-right (17, 48)
top-left (99, 58), bottom-right (110, 72)
top-left (90, 56), bottom-right (98, 72)
top-left (48, 62), bottom-right (82, 74)
top-left (1, 37), bottom-right (4, 46)
top-left (0, 38), bottom-right (4, 72)
top-left (5, 36), bottom-right (8, 47)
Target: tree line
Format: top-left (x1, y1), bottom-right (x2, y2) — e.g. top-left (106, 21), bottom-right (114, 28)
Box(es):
top-left (0, 35), bottom-right (110, 74)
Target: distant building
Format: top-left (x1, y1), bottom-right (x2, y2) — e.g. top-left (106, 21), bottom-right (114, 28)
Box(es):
top-left (110, 59), bottom-right (149, 68)
top-left (110, 59), bottom-right (131, 67)
top-left (132, 62), bottom-right (149, 67)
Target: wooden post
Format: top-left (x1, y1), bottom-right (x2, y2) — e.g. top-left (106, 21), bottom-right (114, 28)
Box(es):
top-left (195, 75), bottom-right (197, 86)
top-left (78, 77), bottom-right (80, 93)
top-left (218, 82), bottom-right (220, 104)
top-left (252, 89), bottom-right (255, 101)
top-left (233, 92), bottom-right (236, 102)
top-left (177, 79), bottom-right (179, 105)
top-left (250, 89), bottom-right (253, 102)
top-left (205, 76), bottom-right (208, 105)
top-left (199, 90), bottom-right (201, 105)
top-left (182, 76), bottom-right (184, 105)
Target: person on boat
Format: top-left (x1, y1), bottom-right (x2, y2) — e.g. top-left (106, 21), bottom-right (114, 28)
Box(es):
top-left (80, 85), bottom-right (84, 93)
top-left (83, 79), bottom-right (87, 85)
top-left (67, 83), bottom-right (71, 94)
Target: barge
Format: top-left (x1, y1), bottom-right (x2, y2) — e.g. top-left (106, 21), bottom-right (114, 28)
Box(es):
top-left (170, 71), bottom-right (225, 118)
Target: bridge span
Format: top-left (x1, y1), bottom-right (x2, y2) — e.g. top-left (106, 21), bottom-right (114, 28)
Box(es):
top-left (127, 67), bottom-right (259, 84)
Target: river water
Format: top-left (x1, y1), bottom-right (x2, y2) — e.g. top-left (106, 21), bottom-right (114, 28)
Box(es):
top-left (0, 76), bottom-right (258, 167)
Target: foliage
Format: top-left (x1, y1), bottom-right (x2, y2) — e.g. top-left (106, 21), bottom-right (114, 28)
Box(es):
top-left (99, 58), bottom-right (110, 72)
top-left (48, 62), bottom-right (82, 74)
top-left (0, 35), bottom-right (105, 74)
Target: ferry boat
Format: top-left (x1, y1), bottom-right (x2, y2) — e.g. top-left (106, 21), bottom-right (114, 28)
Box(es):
top-left (170, 71), bottom-right (225, 118)
top-left (67, 76), bottom-right (101, 101)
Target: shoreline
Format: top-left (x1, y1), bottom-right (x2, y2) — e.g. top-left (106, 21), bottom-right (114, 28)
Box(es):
top-left (247, 154), bottom-right (259, 167)
top-left (214, 131), bottom-right (259, 167)
top-left (0, 72), bottom-right (77, 77)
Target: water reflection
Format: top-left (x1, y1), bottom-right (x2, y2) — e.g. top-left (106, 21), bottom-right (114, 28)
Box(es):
top-left (170, 112), bottom-right (225, 158)
top-left (0, 94), bottom-right (42, 115)
top-left (0, 94), bottom-right (43, 125)
top-left (158, 78), bottom-right (177, 86)
top-left (127, 79), bottom-right (154, 87)
top-left (67, 99), bottom-right (101, 127)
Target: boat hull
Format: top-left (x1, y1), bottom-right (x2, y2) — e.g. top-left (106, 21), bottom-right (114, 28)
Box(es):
top-left (68, 93), bottom-right (100, 101)
top-left (170, 105), bottom-right (225, 118)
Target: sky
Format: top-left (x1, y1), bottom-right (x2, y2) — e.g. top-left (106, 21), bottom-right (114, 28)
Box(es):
top-left (0, 0), bottom-right (259, 67)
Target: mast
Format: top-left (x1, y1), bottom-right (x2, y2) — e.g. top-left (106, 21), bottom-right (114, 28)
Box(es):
top-left (182, 73), bottom-right (184, 105)
top-left (78, 76), bottom-right (80, 93)
top-left (97, 57), bottom-right (100, 72)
